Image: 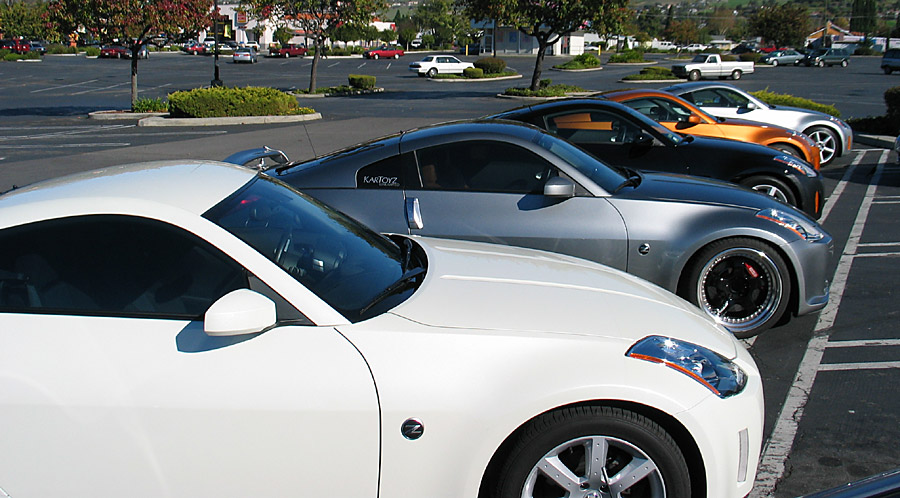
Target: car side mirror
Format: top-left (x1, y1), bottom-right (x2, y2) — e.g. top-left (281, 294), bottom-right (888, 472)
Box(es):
top-left (633, 132), bottom-right (655, 147)
top-left (543, 176), bottom-right (576, 198)
top-left (688, 114), bottom-right (702, 124)
top-left (205, 289), bottom-right (276, 337)
top-left (743, 102), bottom-right (757, 110)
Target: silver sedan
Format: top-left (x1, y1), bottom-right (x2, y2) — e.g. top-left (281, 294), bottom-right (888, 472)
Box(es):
top-left (235, 120), bottom-right (834, 338)
top-left (663, 82), bottom-right (853, 166)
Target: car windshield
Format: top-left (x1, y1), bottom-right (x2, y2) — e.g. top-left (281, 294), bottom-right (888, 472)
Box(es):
top-left (691, 55), bottom-right (707, 62)
top-left (205, 175), bottom-right (421, 322)
top-left (532, 132), bottom-right (628, 192)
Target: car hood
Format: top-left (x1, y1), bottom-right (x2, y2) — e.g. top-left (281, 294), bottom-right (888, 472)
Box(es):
top-left (617, 170), bottom-right (788, 213)
top-left (389, 236), bottom-right (738, 358)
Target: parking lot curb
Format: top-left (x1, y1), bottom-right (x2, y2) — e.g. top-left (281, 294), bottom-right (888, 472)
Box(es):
top-left (854, 133), bottom-right (896, 149)
top-left (137, 112), bottom-right (323, 127)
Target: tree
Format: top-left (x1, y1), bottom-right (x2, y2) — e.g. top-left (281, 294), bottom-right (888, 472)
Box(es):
top-left (747, 4), bottom-right (810, 48)
top-left (705, 6), bottom-right (736, 38)
top-left (665, 19), bottom-right (700, 49)
top-left (0, 1), bottom-right (55, 41)
top-left (850, 0), bottom-right (876, 33)
top-left (49, 0), bottom-right (211, 106)
top-left (462, 0), bottom-right (628, 91)
top-left (240, 0), bottom-right (387, 93)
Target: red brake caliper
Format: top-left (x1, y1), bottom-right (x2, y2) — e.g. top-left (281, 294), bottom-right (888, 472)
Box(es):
top-left (743, 262), bottom-right (759, 278)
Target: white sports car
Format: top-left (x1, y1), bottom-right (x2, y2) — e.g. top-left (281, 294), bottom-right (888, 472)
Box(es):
top-left (0, 160), bottom-right (763, 498)
top-left (409, 55), bottom-right (475, 77)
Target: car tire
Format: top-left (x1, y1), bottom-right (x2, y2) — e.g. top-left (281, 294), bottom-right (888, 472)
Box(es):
top-left (840, 59), bottom-right (848, 67)
top-left (771, 143), bottom-right (803, 159)
top-left (771, 59), bottom-right (779, 66)
top-left (682, 237), bottom-right (791, 338)
top-left (373, 54), bottom-right (380, 59)
top-left (491, 406), bottom-right (691, 498)
top-left (394, 53), bottom-right (400, 59)
top-left (688, 70), bottom-right (700, 81)
top-left (816, 60), bottom-right (824, 67)
top-left (283, 52), bottom-right (289, 58)
top-left (806, 125), bottom-right (839, 165)
top-left (427, 67), bottom-right (438, 78)
top-left (741, 175), bottom-right (798, 207)
top-left (885, 67), bottom-right (893, 75)
top-left (731, 69), bottom-right (742, 80)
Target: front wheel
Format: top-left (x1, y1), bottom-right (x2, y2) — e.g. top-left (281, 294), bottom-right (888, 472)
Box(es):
top-left (491, 406), bottom-right (691, 498)
top-left (741, 175), bottom-right (798, 207)
top-left (427, 67), bottom-right (437, 78)
top-left (771, 59), bottom-right (779, 67)
top-left (806, 125), bottom-right (839, 165)
top-left (393, 53), bottom-right (400, 59)
top-left (687, 69), bottom-right (700, 81)
top-left (682, 237), bottom-right (791, 338)
top-left (283, 52), bottom-right (289, 58)
top-left (840, 59), bottom-right (848, 67)
top-left (731, 69), bottom-right (742, 80)
top-left (885, 67), bottom-right (894, 75)
top-left (373, 53), bottom-right (380, 59)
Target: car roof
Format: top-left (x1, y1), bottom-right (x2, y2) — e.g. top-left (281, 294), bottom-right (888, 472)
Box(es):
top-left (0, 161), bottom-right (256, 223)
top-left (661, 81), bottom-right (743, 93)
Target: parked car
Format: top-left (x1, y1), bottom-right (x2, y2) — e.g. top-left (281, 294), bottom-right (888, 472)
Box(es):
top-left (269, 44), bottom-right (307, 57)
top-left (671, 53), bottom-right (755, 81)
top-left (0, 159), bottom-right (765, 498)
top-left (250, 120), bottom-right (833, 337)
top-left (760, 49), bottom-right (804, 66)
top-left (802, 47), bottom-right (850, 67)
top-left (0, 38), bottom-right (30, 54)
top-left (681, 43), bottom-right (709, 52)
top-left (182, 41), bottom-right (206, 55)
top-left (28, 41), bottom-right (47, 54)
top-left (491, 98), bottom-right (824, 217)
top-left (99, 45), bottom-right (128, 58)
top-left (364, 44), bottom-right (404, 59)
top-left (239, 40), bottom-right (260, 50)
top-left (232, 47), bottom-right (258, 63)
top-left (409, 55), bottom-right (474, 77)
top-left (881, 48), bottom-right (900, 74)
top-left (664, 82), bottom-right (853, 166)
top-left (603, 89), bottom-right (822, 169)
top-left (409, 39), bottom-right (423, 49)
top-left (800, 468), bottom-right (900, 497)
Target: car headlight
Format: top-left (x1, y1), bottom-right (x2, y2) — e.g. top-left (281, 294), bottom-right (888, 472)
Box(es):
top-left (774, 154), bottom-right (817, 177)
top-left (756, 207), bottom-right (826, 242)
top-left (626, 336), bottom-right (747, 398)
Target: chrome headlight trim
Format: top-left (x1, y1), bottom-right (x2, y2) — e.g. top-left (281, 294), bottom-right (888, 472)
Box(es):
top-left (756, 207), bottom-right (826, 242)
top-left (626, 336), bottom-right (747, 398)
top-left (774, 154), bottom-right (817, 177)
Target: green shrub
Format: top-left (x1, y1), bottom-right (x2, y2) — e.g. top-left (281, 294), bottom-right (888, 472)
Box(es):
top-left (167, 86), bottom-right (313, 118)
top-left (750, 88), bottom-right (840, 117)
top-left (0, 49), bottom-right (9, 59)
top-left (503, 83), bottom-right (585, 97)
top-left (85, 46), bottom-right (101, 57)
top-left (884, 86), bottom-right (900, 118)
top-left (3, 53), bottom-right (23, 62)
top-left (622, 66), bottom-right (679, 80)
top-left (854, 46), bottom-right (878, 56)
top-left (607, 49), bottom-right (645, 63)
top-left (847, 86), bottom-right (900, 135)
top-left (474, 57), bottom-right (506, 74)
top-left (739, 52), bottom-right (761, 63)
top-left (48, 44), bottom-right (78, 54)
top-left (348, 74), bottom-right (376, 89)
top-left (132, 97), bottom-right (168, 113)
top-left (554, 53), bottom-right (601, 69)
top-left (463, 67), bottom-right (483, 78)
top-left (540, 79), bottom-right (552, 88)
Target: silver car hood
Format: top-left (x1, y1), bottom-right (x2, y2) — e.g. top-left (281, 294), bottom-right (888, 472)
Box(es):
top-left (389, 236), bottom-right (738, 357)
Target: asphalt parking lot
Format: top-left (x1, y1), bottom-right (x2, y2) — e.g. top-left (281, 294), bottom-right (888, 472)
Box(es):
top-left (2, 50), bottom-right (899, 497)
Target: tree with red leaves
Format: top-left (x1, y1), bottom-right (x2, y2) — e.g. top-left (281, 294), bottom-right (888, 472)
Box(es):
top-left (238, 0), bottom-right (387, 93)
top-left (49, 0), bottom-right (212, 106)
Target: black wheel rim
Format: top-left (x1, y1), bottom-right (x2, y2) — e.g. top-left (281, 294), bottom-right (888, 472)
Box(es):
top-left (696, 247), bottom-right (782, 333)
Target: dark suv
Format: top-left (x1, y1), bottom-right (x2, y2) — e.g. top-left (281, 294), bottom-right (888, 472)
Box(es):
top-left (802, 47), bottom-right (850, 67)
top-left (882, 48), bottom-right (900, 74)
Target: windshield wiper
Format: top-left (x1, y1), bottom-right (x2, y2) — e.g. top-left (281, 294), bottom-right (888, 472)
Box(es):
top-left (359, 267), bottom-right (426, 317)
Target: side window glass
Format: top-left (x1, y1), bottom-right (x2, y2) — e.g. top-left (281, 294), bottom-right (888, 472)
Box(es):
top-left (546, 110), bottom-right (640, 144)
top-left (413, 140), bottom-right (553, 194)
top-left (686, 89), bottom-right (723, 107)
top-left (357, 155), bottom-right (402, 189)
top-left (0, 215), bottom-right (248, 319)
top-left (719, 89), bottom-right (750, 107)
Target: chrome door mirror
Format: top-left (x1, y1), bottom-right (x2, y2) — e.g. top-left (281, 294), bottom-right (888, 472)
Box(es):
top-left (543, 177), bottom-right (576, 198)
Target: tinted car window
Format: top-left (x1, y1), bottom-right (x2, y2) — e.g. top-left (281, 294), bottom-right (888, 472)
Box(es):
top-left (0, 215), bottom-right (247, 318)
top-left (684, 89), bottom-right (751, 108)
top-left (413, 140), bottom-right (552, 194)
top-left (621, 97), bottom-right (695, 122)
top-left (357, 155), bottom-right (403, 189)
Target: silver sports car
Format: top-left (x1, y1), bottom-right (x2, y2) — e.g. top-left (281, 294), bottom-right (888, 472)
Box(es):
top-left (233, 120), bottom-right (833, 337)
top-left (663, 82), bottom-right (853, 166)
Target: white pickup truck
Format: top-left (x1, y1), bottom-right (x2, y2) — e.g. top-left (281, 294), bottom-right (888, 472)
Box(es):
top-left (671, 53), bottom-right (755, 81)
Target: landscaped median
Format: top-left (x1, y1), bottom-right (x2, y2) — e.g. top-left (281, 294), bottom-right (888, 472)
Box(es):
top-left (89, 86), bottom-right (322, 127)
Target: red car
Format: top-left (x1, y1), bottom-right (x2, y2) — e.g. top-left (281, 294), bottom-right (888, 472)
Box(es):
top-left (183, 42), bottom-right (207, 55)
top-left (0, 39), bottom-right (31, 54)
top-left (100, 45), bottom-right (128, 58)
top-left (269, 44), bottom-right (307, 57)
top-left (364, 45), bottom-right (404, 59)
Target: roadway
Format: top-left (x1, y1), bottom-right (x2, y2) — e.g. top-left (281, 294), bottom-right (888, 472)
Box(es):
top-left (1, 50), bottom-right (899, 497)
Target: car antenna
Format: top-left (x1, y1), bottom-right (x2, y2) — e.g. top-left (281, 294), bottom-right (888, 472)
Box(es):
top-left (302, 123), bottom-right (318, 159)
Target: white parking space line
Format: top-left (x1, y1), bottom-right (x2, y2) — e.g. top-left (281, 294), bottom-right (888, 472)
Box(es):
top-left (751, 149), bottom-right (889, 498)
top-left (30, 79), bottom-right (99, 93)
top-left (827, 339), bottom-right (900, 347)
top-left (0, 143), bottom-right (131, 149)
top-left (328, 62), bottom-right (340, 68)
top-left (357, 62), bottom-right (366, 68)
top-left (71, 82), bottom-right (130, 95)
top-left (819, 361), bottom-right (900, 371)
top-left (819, 150), bottom-right (867, 223)
top-left (0, 125), bottom-right (134, 141)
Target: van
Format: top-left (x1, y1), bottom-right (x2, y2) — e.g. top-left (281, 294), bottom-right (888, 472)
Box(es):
top-left (802, 47), bottom-right (850, 67)
top-left (882, 48), bottom-right (900, 74)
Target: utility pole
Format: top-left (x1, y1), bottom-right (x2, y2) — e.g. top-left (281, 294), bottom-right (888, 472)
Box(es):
top-left (211, 0), bottom-right (223, 87)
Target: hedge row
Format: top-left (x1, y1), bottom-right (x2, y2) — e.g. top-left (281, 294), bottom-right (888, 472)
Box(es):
top-left (167, 87), bottom-right (314, 118)
top-left (749, 89), bottom-right (841, 117)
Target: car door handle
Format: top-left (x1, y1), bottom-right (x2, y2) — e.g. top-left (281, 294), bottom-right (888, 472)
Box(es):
top-left (406, 197), bottom-right (423, 230)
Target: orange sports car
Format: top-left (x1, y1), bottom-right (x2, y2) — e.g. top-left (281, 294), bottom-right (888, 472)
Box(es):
top-left (603, 89), bottom-right (821, 169)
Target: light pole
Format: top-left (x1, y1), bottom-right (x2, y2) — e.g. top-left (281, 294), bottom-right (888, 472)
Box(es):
top-left (211, 0), bottom-right (223, 87)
